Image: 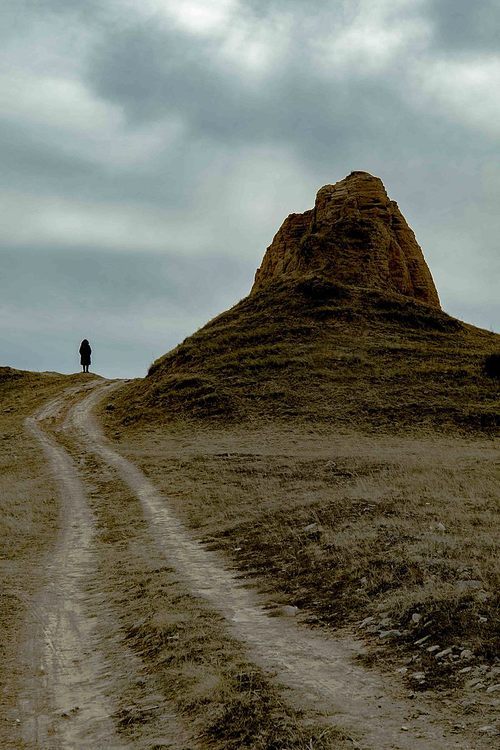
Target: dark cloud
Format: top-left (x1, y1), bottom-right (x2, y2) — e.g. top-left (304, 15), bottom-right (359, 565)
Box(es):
top-left (428, 0), bottom-right (500, 51)
top-left (0, 119), bottom-right (199, 208)
top-left (86, 12), bottom-right (497, 171)
top-left (0, 122), bottom-right (99, 193)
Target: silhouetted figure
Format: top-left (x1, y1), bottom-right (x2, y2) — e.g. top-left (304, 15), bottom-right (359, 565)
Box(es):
top-left (79, 339), bottom-right (91, 373)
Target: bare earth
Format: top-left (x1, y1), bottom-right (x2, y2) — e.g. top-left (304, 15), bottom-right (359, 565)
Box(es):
top-left (5, 380), bottom-right (498, 748)
top-left (21, 384), bottom-right (126, 748)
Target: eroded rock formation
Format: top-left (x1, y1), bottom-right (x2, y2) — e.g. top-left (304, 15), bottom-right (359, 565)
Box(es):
top-left (251, 171), bottom-right (441, 308)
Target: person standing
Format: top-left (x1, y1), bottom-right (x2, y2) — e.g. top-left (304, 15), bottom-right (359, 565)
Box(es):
top-left (79, 339), bottom-right (92, 373)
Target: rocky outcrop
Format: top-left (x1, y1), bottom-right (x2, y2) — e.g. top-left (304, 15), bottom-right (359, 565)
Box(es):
top-left (251, 171), bottom-right (441, 308)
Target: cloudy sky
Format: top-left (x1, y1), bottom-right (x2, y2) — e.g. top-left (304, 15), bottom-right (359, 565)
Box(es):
top-left (1, 0), bottom-right (499, 377)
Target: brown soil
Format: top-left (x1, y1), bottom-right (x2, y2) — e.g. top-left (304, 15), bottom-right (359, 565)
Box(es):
top-left (251, 171), bottom-right (440, 308)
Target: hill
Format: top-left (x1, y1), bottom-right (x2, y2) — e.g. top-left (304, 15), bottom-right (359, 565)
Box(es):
top-left (108, 172), bottom-right (499, 432)
top-left (99, 176), bottom-right (499, 702)
top-left (2, 170), bottom-right (498, 732)
top-left (109, 278), bottom-right (498, 431)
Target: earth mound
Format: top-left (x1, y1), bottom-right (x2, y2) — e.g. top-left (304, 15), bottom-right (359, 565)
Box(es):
top-left (106, 175), bottom-right (499, 431)
top-left (252, 171), bottom-right (440, 308)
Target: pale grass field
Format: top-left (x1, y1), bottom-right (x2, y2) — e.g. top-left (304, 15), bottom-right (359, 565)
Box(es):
top-left (115, 423), bottom-right (499, 686)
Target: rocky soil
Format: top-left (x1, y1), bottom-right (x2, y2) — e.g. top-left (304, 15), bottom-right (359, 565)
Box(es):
top-left (252, 170), bottom-right (441, 308)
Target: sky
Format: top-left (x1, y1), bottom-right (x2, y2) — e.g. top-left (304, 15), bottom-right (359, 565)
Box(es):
top-left (1, 0), bottom-right (499, 378)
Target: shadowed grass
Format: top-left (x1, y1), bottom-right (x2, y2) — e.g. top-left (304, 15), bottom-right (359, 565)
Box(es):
top-left (107, 278), bottom-right (500, 432)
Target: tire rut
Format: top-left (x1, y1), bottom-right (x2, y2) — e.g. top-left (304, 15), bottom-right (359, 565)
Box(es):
top-left (69, 381), bottom-right (477, 750)
top-left (19, 383), bottom-right (191, 749)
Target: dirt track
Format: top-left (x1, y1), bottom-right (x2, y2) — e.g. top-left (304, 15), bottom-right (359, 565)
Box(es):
top-left (19, 382), bottom-right (191, 749)
top-left (17, 381), bottom-right (489, 749)
top-left (21, 384), bottom-right (126, 748)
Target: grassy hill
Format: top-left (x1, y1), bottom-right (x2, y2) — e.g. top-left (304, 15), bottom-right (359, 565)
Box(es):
top-left (102, 281), bottom-right (499, 695)
top-left (109, 277), bottom-right (500, 432)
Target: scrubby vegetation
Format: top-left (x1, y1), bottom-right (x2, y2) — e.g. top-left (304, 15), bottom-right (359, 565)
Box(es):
top-left (109, 424), bottom-right (499, 694)
top-left (78, 442), bottom-right (349, 750)
top-left (101, 278), bottom-right (499, 696)
top-left (108, 278), bottom-right (500, 432)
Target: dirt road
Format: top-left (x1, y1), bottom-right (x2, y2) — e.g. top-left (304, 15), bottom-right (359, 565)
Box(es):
top-left (15, 381), bottom-right (489, 748)
top-left (20, 384), bottom-right (126, 748)
top-left (18, 382), bottom-right (191, 750)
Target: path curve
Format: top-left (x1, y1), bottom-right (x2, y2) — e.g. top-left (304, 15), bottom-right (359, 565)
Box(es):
top-left (20, 381), bottom-right (128, 749)
top-left (70, 382), bottom-right (471, 750)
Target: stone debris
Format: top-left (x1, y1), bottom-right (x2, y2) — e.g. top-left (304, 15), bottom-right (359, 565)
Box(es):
top-left (434, 647), bottom-right (453, 659)
top-left (358, 616), bottom-right (376, 628)
top-left (279, 605), bottom-right (299, 617)
top-left (486, 684), bottom-right (500, 693)
top-left (353, 609), bottom-right (500, 696)
top-left (478, 725), bottom-right (499, 735)
top-left (379, 629), bottom-right (402, 640)
top-left (460, 649), bottom-right (474, 661)
top-left (410, 672), bottom-right (426, 682)
top-left (415, 635), bottom-right (431, 646)
top-left (302, 522), bottom-right (319, 534)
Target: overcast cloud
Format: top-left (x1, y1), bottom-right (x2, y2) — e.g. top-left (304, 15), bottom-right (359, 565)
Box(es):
top-left (1, 0), bottom-right (499, 377)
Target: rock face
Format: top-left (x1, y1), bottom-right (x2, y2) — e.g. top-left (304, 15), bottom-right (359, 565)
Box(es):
top-left (251, 171), bottom-right (441, 308)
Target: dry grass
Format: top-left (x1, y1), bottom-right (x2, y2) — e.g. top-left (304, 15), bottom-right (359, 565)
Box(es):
top-left (108, 277), bottom-right (500, 432)
top-left (102, 276), bottom-right (499, 694)
top-left (0, 367), bottom-right (87, 742)
top-left (73, 445), bottom-right (350, 749)
top-left (109, 423), bottom-right (500, 691)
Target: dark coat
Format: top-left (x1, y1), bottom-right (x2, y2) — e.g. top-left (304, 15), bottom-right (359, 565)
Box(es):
top-left (79, 340), bottom-right (91, 366)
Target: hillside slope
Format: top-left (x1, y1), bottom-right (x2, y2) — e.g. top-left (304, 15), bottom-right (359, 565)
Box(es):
top-left (109, 277), bottom-right (499, 431)
top-left (108, 172), bottom-right (498, 433)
